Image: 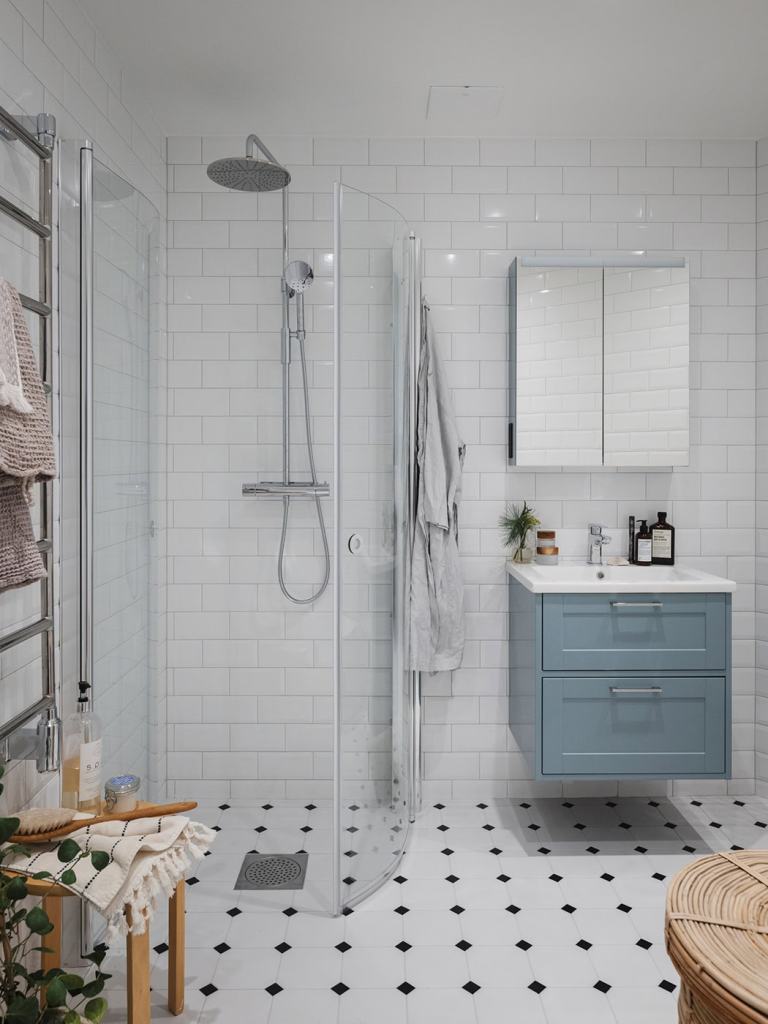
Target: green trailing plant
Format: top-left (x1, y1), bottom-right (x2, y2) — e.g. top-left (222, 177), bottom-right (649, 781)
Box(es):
top-left (499, 501), bottom-right (541, 562)
top-left (0, 765), bottom-right (110, 1023)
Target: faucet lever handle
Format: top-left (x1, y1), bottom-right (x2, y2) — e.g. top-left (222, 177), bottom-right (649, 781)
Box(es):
top-left (588, 523), bottom-right (605, 536)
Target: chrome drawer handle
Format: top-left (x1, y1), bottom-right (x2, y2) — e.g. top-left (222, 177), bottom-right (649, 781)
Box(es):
top-left (609, 686), bottom-right (663, 695)
top-left (610, 601), bottom-right (664, 608)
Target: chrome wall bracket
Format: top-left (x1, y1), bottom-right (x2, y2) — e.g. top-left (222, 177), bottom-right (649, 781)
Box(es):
top-left (1, 707), bottom-right (62, 773)
top-left (0, 112), bottom-right (56, 148)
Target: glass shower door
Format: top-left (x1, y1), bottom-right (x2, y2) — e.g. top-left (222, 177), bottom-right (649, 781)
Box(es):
top-left (89, 153), bottom-right (162, 799)
top-left (333, 184), bottom-right (419, 910)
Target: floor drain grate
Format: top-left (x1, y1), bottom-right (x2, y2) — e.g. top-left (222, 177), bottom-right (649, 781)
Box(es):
top-left (234, 853), bottom-right (308, 891)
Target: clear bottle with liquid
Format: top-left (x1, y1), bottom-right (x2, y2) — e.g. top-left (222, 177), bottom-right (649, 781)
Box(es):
top-left (61, 682), bottom-right (103, 812)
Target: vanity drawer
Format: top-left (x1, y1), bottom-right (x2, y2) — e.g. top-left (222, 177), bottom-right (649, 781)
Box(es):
top-left (541, 675), bottom-right (727, 776)
top-left (541, 592), bottom-right (727, 672)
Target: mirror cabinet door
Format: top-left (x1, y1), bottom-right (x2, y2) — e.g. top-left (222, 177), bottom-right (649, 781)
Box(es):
top-left (603, 266), bottom-right (689, 466)
top-left (515, 266), bottom-right (603, 466)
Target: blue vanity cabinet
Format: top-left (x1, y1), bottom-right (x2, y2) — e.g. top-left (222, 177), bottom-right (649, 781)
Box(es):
top-left (508, 582), bottom-right (732, 780)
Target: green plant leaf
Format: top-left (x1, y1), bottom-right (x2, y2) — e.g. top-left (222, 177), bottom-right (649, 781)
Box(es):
top-left (90, 850), bottom-right (110, 871)
top-left (59, 972), bottom-right (85, 993)
top-left (56, 838), bottom-right (80, 863)
top-left (83, 943), bottom-right (108, 967)
top-left (5, 995), bottom-right (39, 1024)
top-left (60, 869), bottom-right (77, 886)
top-left (0, 817), bottom-right (20, 845)
top-left (63, 1012), bottom-right (81, 1024)
top-left (45, 977), bottom-right (67, 1007)
top-left (25, 905), bottom-right (53, 934)
top-left (83, 996), bottom-right (108, 1022)
top-left (80, 977), bottom-right (105, 999)
top-left (5, 876), bottom-right (28, 900)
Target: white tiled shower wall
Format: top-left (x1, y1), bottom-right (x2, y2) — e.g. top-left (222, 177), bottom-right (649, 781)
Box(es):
top-left (0, 0), bottom-right (167, 813)
top-left (166, 134), bottom-right (758, 802)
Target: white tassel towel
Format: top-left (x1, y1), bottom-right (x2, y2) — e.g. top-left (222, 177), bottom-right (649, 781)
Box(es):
top-left (3, 814), bottom-right (215, 939)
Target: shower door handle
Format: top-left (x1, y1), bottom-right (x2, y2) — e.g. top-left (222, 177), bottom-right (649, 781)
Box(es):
top-left (347, 534), bottom-right (363, 554)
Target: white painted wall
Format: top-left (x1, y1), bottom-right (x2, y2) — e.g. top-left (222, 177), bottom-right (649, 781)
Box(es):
top-left (166, 134), bottom-right (757, 802)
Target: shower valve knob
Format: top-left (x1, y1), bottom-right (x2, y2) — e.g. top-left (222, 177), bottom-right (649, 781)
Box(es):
top-left (347, 534), bottom-right (363, 555)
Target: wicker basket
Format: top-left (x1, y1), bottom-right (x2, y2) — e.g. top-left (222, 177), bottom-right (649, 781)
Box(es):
top-left (666, 851), bottom-right (768, 1024)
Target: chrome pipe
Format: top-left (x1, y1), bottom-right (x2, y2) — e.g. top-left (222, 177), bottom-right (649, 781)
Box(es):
top-left (331, 181), bottom-right (343, 915)
top-left (79, 144), bottom-right (94, 693)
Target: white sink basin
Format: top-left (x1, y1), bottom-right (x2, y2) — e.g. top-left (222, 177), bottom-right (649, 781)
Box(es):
top-left (506, 561), bottom-right (736, 594)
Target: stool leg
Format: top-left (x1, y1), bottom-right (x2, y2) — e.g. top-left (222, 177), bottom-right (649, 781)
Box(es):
top-left (40, 896), bottom-right (61, 1008)
top-left (168, 881), bottom-right (185, 1015)
top-left (126, 909), bottom-right (150, 1024)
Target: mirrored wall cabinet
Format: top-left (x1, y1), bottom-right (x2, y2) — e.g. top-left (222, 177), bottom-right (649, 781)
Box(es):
top-left (508, 257), bottom-right (690, 467)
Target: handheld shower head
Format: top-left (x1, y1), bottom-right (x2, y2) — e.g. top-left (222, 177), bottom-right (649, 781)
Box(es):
top-left (283, 260), bottom-right (314, 296)
top-left (206, 133), bottom-right (291, 192)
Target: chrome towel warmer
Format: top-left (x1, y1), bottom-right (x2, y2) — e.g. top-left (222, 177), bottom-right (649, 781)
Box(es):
top-left (0, 104), bottom-right (60, 771)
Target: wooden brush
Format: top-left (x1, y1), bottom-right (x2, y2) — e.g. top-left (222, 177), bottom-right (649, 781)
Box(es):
top-left (9, 801), bottom-right (198, 844)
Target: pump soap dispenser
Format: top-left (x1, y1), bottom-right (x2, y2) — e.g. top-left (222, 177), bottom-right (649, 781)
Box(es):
top-left (62, 682), bottom-right (103, 812)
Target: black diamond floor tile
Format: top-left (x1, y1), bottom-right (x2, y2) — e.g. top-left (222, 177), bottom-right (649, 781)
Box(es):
top-left (528, 981), bottom-right (546, 994)
top-left (398, 982), bottom-right (415, 995)
top-left (576, 939), bottom-right (592, 951)
top-left (659, 980), bottom-right (677, 993)
top-left (200, 983), bottom-right (217, 997)
top-left (396, 941), bottom-right (412, 952)
top-left (516, 939), bottom-right (531, 951)
top-left (275, 942), bottom-right (291, 954)
top-left (456, 939), bottom-right (472, 951)
top-left (594, 980), bottom-right (612, 993)
top-left (463, 981), bottom-right (481, 994)
top-left (153, 942), bottom-right (168, 954)
top-left (336, 941), bottom-right (352, 953)
top-left (331, 982), bottom-right (349, 995)
top-left (636, 939), bottom-right (652, 950)
top-left (265, 983), bottom-right (283, 996)
top-left (213, 942), bottom-right (230, 954)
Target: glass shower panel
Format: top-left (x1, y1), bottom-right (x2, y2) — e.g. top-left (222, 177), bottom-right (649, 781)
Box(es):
top-left (91, 158), bottom-right (160, 797)
top-left (335, 184), bottom-right (414, 909)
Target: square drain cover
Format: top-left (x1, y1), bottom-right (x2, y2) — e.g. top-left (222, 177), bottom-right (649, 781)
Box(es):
top-left (234, 852), bottom-right (308, 891)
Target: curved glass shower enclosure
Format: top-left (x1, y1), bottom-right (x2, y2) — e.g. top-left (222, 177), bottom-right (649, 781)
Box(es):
top-left (332, 183), bottom-right (420, 911)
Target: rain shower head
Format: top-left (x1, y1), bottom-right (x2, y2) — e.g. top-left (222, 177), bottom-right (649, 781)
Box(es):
top-left (206, 133), bottom-right (291, 192)
top-left (283, 260), bottom-right (314, 295)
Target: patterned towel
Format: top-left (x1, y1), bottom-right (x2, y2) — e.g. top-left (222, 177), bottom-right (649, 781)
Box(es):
top-left (0, 279), bottom-right (33, 414)
top-left (0, 475), bottom-right (46, 591)
top-left (0, 279), bottom-right (55, 492)
top-left (4, 814), bottom-right (215, 938)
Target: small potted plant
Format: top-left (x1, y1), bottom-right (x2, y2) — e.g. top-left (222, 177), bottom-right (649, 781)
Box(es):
top-left (499, 501), bottom-right (540, 563)
top-left (0, 763), bottom-right (110, 1023)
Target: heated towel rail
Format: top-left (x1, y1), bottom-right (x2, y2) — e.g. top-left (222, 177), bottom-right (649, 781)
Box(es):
top-left (0, 104), bottom-right (59, 767)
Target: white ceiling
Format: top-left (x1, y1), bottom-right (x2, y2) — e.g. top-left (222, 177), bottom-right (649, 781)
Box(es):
top-left (80, 0), bottom-right (768, 140)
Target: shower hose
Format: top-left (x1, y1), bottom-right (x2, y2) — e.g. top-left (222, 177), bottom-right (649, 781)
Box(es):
top-left (277, 332), bottom-right (331, 605)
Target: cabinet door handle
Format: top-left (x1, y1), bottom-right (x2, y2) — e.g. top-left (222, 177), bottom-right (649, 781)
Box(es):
top-left (610, 601), bottom-right (664, 608)
top-left (609, 686), bottom-right (663, 695)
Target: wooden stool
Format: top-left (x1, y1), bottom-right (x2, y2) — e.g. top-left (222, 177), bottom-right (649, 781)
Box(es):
top-left (8, 873), bottom-right (186, 1023)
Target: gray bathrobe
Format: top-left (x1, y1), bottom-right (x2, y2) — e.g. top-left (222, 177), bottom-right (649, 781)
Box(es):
top-left (410, 304), bottom-right (466, 672)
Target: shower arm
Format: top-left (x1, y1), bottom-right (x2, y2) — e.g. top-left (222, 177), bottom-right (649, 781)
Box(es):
top-left (245, 133), bottom-right (281, 166)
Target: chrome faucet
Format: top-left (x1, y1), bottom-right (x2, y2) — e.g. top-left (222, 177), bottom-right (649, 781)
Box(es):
top-left (587, 524), bottom-right (612, 565)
